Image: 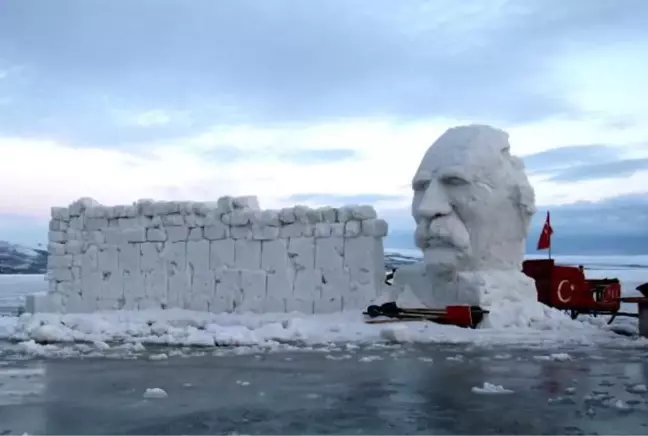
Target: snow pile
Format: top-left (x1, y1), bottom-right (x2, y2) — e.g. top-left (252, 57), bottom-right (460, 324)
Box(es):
top-left (0, 303), bottom-right (641, 356)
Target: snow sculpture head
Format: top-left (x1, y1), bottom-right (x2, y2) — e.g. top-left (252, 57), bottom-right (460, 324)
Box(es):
top-left (412, 125), bottom-right (535, 272)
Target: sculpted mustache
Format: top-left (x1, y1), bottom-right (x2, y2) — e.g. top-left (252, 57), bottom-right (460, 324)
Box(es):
top-left (415, 218), bottom-right (472, 248)
top-left (415, 224), bottom-right (459, 246)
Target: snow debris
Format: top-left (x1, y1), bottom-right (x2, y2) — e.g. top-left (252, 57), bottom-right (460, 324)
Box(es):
top-left (358, 355), bottom-right (382, 363)
top-left (149, 353), bottom-right (168, 361)
top-left (471, 382), bottom-right (514, 394)
top-left (533, 353), bottom-right (572, 361)
top-left (627, 384), bottom-right (648, 394)
top-left (143, 388), bottom-right (168, 399)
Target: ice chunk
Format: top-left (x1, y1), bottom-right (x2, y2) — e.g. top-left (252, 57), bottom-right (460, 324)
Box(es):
top-left (143, 388), bottom-right (168, 399)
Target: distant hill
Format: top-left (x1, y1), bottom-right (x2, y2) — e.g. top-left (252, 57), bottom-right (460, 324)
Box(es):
top-left (0, 241), bottom-right (48, 274)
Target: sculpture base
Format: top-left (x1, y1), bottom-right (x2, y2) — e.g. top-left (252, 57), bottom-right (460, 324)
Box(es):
top-left (389, 263), bottom-right (538, 310)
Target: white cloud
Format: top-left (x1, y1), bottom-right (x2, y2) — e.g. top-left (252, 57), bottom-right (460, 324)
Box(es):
top-left (1, 109), bottom-right (647, 219)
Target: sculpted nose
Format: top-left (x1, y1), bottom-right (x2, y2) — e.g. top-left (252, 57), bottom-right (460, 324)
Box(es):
top-left (417, 182), bottom-right (452, 219)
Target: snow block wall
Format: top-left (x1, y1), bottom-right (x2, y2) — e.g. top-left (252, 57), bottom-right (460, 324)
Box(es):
top-left (32, 196), bottom-right (388, 314)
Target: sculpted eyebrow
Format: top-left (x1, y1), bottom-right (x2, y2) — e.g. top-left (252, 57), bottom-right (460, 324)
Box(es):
top-left (412, 174), bottom-right (430, 189)
top-left (439, 169), bottom-right (469, 181)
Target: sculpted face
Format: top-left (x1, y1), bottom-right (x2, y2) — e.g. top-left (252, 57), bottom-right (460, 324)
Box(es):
top-left (412, 125), bottom-right (535, 272)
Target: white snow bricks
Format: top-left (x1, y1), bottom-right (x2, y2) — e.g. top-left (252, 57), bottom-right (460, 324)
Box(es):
top-left (29, 196), bottom-right (388, 315)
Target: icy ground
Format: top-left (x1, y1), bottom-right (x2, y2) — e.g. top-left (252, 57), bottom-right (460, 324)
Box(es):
top-left (1, 344), bottom-right (648, 434)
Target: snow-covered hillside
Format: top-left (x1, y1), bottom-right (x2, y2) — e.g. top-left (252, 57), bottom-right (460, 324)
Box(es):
top-left (0, 241), bottom-right (47, 275)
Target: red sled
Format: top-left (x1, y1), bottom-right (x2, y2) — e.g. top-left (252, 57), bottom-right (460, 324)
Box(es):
top-left (363, 302), bottom-right (488, 329)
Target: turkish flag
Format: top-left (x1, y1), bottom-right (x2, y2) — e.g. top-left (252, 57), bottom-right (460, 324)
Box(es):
top-left (537, 211), bottom-right (553, 250)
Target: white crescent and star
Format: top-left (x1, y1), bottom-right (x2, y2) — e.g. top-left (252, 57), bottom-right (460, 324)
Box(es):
top-left (557, 279), bottom-right (574, 304)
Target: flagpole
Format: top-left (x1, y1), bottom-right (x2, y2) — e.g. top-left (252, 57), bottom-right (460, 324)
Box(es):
top-left (547, 211), bottom-right (552, 260)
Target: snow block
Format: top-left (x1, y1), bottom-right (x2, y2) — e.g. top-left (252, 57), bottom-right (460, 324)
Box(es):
top-left (252, 224), bottom-right (280, 240)
top-left (51, 207), bottom-right (70, 221)
top-left (230, 225), bottom-right (252, 239)
top-left (204, 222), bottom-right (229, 240)
top-left (123, 227), bottom-right (147, 243)
top-left (39, 196), bottom-right (388, 315)
top-left (261, 239), bottom-right (289, 273)
top-left (288, 237), bottom-right (315, 270)
top-left (48, 242), bottom-right (66, 256)
top-left (234, 239), bottom-right (261, 270)
top-left (210, 239), bottom-right (235, 269)
top-left (233, 195), bottom-right (260, 210)
top-left (361, 219), bottom-right (388, 237)
top-left (48, 231), bottom-right (66, 243)
top-left (167, 225), bottom-right (189, 242)
top-left (147, 228), bottom-right (167, 242)
top-left (162, 213), bottom-right (185, 227)
top-left (188, 227), bottom-right (203, 241)
top-left (241, 269), bottom-right (267, 300)
top-left (49, 219), bottom-right (67, 231)
top-left (65, 240), bottom-right (84, 255)
top-left (279, 207), bottom-right (296, 224)
top-left (216, 269), bottom-right (242, 307)
top-left (223, 210), bottom-right (251, 226)
top-left (187, 240), bottom-right (210, 275)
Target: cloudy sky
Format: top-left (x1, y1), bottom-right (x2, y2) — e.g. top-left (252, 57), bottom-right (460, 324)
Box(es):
top-left (1, 0), bottom-right (647, 247)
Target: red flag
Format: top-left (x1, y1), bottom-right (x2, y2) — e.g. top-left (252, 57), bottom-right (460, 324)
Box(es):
top-left (537, 211), bottom-right (553, 250)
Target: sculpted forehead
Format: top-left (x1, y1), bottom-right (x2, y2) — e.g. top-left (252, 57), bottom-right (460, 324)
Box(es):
top-left (414, 125), bottom-right (511, 182)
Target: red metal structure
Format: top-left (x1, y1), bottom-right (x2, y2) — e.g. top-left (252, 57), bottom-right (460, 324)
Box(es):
top-left (522, 259), bottom-right (627, 322)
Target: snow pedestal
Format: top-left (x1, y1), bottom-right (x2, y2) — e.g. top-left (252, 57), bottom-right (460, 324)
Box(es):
top-left (389, 124), bottom-right (539, 321)
top-left (30, 197), bottom-right (389, 315)
top-left (391, 265), bottom-right (538, 309)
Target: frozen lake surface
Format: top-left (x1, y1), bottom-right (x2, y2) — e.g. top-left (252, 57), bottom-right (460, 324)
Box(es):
top-left (1, 344), bottom-right (648, 435)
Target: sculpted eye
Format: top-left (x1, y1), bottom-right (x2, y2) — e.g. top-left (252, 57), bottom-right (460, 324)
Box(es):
top-left (442, 176), bottom-right (468, 186)
top-left (413, 180), bottom-right (430, 191)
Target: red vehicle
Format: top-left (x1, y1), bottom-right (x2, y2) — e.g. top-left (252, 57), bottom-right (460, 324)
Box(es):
top-left (522, 259), bottom-right (627, 322)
